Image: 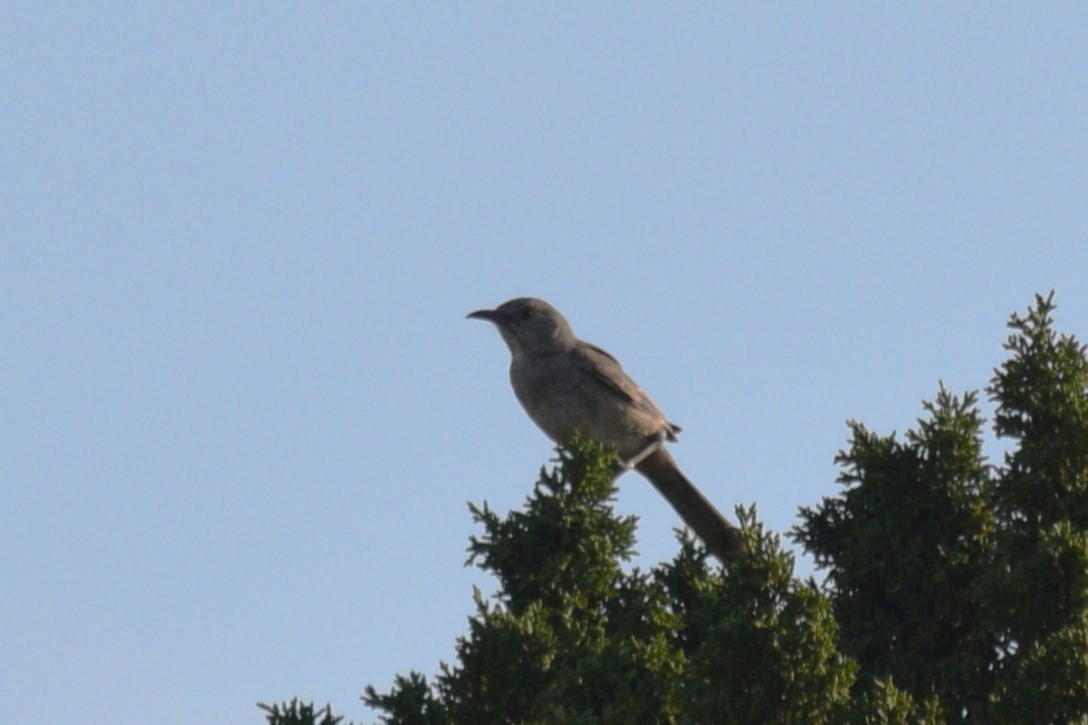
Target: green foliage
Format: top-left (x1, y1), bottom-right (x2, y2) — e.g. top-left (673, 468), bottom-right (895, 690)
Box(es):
top-left (989, 292), bottom-right (1088, 532)
top-left (271, 293), bottom-right (1088, 723)
top-left (258, 699), bottom-right (347, 725)
top-left (978, 292), bottom-right (1088, 719)
top-left (388, 436), bottom-right (685, 723)
top-left (834, 679), bottom-right (944, 724)
top-left (362, 673), bottom-right (446, 725)
top-left (793, 386), bottom-right (996, 714)
top-left (363, 437), bottom-right (910, 723)
top-left (663, 513), bottom-right (856, 723)
top-left (795, 292), bottom-right (1088, 721)
top-left (988, 610), bottom-right (1088, 721)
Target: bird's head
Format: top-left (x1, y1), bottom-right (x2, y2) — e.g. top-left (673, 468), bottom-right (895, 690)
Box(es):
top-left (467, 297), bottom-right (576, 357)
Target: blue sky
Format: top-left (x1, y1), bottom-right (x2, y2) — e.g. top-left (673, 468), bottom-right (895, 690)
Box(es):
top-left (3, 4), bottom-right (1087, 723)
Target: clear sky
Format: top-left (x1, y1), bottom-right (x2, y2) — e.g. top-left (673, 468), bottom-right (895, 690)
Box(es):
top-left (3, 4), bottom-right (1087, 723)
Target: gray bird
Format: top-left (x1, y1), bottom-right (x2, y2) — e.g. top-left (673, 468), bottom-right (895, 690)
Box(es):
top-left (468, 297), bottom-right (745, 563)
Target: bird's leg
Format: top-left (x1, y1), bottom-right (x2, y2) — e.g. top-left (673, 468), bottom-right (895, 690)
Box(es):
top-left (612, 432), bottom-right (667, 478)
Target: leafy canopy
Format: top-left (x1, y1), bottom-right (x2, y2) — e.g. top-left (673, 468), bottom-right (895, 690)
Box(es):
top-left (263, 293), bottom-right (1088, 724)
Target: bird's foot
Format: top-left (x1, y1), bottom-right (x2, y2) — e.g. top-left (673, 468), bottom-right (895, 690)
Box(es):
top-left (611, 433), bottom-right (666, 478)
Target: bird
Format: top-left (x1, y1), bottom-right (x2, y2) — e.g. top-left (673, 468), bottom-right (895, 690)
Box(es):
top-left (467, 297), bottom-right (745, 563)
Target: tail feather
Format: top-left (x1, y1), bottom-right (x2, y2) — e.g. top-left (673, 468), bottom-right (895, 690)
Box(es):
top-left (635, 448), bottom-right (746, 563)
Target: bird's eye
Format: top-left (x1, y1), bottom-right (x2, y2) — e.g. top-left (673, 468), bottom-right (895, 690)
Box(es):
top-left (521, 309), bottom-right (533, 321)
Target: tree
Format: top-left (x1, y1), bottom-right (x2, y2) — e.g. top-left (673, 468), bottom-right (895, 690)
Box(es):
top-left (264, 293), bottom-right (1087, 723)
top-left (795, 292), bottom-right (1088, 721)
top-left (362, 437), bottom-right (916, 723)
top-left (258, 699), bottom-right (346, 725)
top-left (793, 387), bottom-right (997, 716)
top-left (980, 293), bottom-right (1088, 720)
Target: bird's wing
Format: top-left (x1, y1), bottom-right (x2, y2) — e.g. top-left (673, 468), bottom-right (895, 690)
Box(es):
top-left (574, 342), bottom-right (677, 436)
top-left (575, 342), bottom-right (642, 403)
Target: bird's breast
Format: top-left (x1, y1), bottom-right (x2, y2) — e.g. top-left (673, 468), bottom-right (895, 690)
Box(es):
top-left (508, 355), bottom-right (665, 459)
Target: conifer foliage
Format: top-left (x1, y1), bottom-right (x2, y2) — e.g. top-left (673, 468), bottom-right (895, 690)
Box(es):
top-left (262, 293), bottom-right (1088, 724)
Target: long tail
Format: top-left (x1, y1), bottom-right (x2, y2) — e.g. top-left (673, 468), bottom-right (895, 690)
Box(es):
top-left (635, 448), bottom-right (746, 563)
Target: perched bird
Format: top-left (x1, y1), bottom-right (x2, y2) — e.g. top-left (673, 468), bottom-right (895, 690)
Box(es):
top-left (468, 297), bottom-right (745, 563)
